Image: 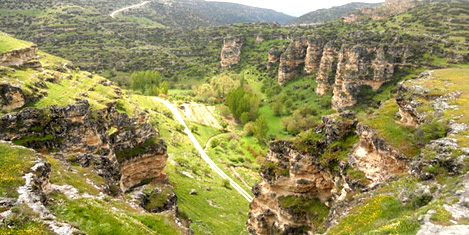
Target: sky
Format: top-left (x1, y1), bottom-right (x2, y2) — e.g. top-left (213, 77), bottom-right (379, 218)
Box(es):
top-left (206, 0), bottom-right (384, 17)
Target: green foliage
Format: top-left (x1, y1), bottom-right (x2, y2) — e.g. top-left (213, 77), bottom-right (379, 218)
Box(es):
top-left (281, 106), bottom-right (318, 134)
top-left (251, 116), bottom-right (269, 143)
top-left (225, 87), bottom-right (260, 124)
top-left (278, 195), bottom-right (330, 230)
top-left (222, 179), bottom-right (230, 189)
top-left (130, 71), bottom-right (168, 96)
top-left (0, 204), bottom-right (52, 234)
top-left (49, 194), bottom-right (182, 235)
top-left (115, 137), bottom-right (158, 163)
top-left (414, 119), bottom-right (448, 146)
top-left (0, 143), bottom-right (37, 198)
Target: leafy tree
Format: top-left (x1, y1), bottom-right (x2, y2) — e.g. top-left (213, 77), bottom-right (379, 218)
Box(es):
top-left (252, 116), bottom-right (269, 143)
top-left (225, 87), bottom-right (260, 124)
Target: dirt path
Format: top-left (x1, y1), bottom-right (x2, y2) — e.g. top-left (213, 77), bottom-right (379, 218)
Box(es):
top-left (110, 1), bottom-right (151, 18)
top-left (152, 97), bottom-right (253, 202)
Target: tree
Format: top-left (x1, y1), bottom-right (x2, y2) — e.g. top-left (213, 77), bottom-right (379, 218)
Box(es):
top-left (252, 116), bottom-right (269, 143)
top-left (225, 87), bottom-right (260, 124)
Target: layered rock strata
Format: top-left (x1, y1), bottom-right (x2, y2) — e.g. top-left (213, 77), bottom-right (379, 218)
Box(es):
top-left (348, 123), bottom-right (408, 184)
top-left (0, 100), bottom-right (168, 192)
top-left (220, 36), bottom-right (243, 68)
top-left (0, 46), bottom-right (41, 68)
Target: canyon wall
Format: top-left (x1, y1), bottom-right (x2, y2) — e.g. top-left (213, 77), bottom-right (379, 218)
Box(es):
top-left (276, 35), bottom-right (414, 110)
top-left (220, 36), bottom-right (243, 68)
top-left (0, 100), bottom-right (168, 192)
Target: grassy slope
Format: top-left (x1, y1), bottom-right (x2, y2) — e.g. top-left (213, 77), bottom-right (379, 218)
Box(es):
top-left (129, 95), bottom-right (250, 234)
top-left (0, 31), bottom-right (33, 54)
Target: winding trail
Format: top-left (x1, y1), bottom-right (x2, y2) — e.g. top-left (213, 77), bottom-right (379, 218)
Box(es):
top-left (110, 1), bottom-right (151, 18)
top-left (153, 97), bottom-right (253, 202)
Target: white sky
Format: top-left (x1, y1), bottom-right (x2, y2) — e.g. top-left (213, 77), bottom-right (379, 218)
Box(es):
top-left (206, 0), bottom-right (384, 17)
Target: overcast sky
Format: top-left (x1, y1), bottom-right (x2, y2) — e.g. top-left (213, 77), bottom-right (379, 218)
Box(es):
top-left (207, 0), bottom-right (384, 17)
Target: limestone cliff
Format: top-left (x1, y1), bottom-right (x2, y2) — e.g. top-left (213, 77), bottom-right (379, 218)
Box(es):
top-left (348, 123), bottom-right (408, 184)
top-left (0, 46), bottom-right (41, 69)
top-left (331, 44), bottom-right (409, 110)
top-left (278, 39), bottom-right (308, 85)
top-left (220, 36), bottom-right (243, 68)
top-left (247, 141), bottom-right (337, 234)
top-left (316, 41), bottom-right (339, 95)
top-left (0, 100), bottom-right (168, 193)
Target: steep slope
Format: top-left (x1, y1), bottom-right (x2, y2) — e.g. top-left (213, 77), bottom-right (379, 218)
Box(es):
top-left (287, 2), bottom-right (381, 25)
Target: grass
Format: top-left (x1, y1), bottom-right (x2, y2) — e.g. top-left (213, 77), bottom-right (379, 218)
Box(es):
top-left (47, 156), bottom-right (106, 195)
top-left (328, 195), bottom-right (420, 234)
top-left (359, 99), bottom-right (419, 157)
top-left (0, 31), bottom-right (33, 54)
top-left (0, 143), bottom-right (38, 198)
top-left (48, 193), bottom-right (183, 235)
top-left (124, 95), bottom-right (251, 234)
top-left (31, 71), bottom-right (121, 111)
top-left (188, 121), bottom-right (223, 147)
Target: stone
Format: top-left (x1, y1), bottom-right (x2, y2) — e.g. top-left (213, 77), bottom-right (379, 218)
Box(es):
top-left (189, 189), bottom-right (198, 195)
top-left (220, 36), bottom-right (243, 68)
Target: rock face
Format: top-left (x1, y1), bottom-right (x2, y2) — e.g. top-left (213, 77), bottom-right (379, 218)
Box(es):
top-left (304, 39), bottom-right (326, 74)
top-left (276, 34), bottom-right (416, 110)
top-left (316, 41), bottom-right (339, 95)
top-left (0, 100), bottom-right (168, 192)
top-left (0, 46), bottom-right (40, 68)
top-left (331, 44), bottom-right (408, 110)
top-left (247, 141), bottom-right (336, 234)
top-left (278, 39), bottom-right (308, 85)
top-left (248, 114), bottom-right (359, 234)
top-left (348, 123), bottom-right (408, 184)
top-left (220, 36), bottom-right (243, 68)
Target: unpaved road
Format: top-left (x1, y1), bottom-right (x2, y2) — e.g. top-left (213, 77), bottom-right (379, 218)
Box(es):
top-left (153, 97), bottom-right (253, 202)
top-left (110, 1), bottom-right (151, 18)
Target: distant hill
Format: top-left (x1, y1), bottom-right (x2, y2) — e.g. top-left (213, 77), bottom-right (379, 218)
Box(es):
top-left (181, 0), bottom-right (295, 25)
top-left (287, 2), bottom-right (381, 25)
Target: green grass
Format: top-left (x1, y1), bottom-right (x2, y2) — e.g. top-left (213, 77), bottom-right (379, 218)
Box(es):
top-left (0, 143), bottom-right (37, 198)
top-left (124, 95), bottom-right (251, 234)
top-left (359, 99), bottom-right (419, 157)
top-left (49, 193), bottom-right (183, 235)
top-left (188, 121), bottom-right (223, 147)
top-left (31, 71), bottom-right (121, 110)
top-left (328, 195), bottom-right (420, 234)
top-left (0, 31), bottom-right (33, 54)
top-left (258, 105), bottom-right (288, 138)
top-left (47, 156), bottom-right (106, 195)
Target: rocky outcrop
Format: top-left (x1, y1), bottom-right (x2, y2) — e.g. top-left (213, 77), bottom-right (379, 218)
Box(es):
top-left (220, 36), bottom-right (243, 68)
top-left (0, 84), bottom-right (28, 111)
top-left (331, 43), bottom-right (411, 110)
top-left (304, 39), bottom-right (325, 74)
top-left (0, 46), bottom-right (41, 69)
top-left (316, 41), bottom-right (339, 95)
top-left (278, 39), bottom-right (308, 85)
top-left (248, 113), bottom-right (359, 234)
top-left (0, 100), bottom-right (168, 193)
top-left (268, 47), bottom-right (282, 63)
top-left (348, 123), bottom-right (408, 184)
top-left (247, 141), bottom-right (336, 234)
